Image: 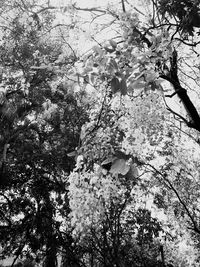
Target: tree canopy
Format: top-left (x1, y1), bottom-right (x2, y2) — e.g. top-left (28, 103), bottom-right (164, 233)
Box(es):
top-left (1, 0), bottom-right (200, 267)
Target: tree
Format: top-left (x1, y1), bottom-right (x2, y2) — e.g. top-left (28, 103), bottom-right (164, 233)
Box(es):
top-left (2, 0), bottom-right (200, 266)
top-left (66, 0), bottom-right (200, 266)
top-left (0, 1), bottom-right (88, 266)
top-left (158, 0), bottom-right (200, 35)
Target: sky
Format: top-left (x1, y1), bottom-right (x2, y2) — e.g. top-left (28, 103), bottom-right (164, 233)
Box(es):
top-left (51, 0), bottom-right (122, 54)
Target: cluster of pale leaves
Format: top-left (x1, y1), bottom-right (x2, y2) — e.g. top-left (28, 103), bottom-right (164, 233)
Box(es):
top-left (68, 163), bottom-right (127, 238)
top-left (65, 5), bottom-right (200, 265)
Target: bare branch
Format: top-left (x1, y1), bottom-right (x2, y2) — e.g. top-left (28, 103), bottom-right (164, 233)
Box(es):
top-left (72, 4), bottom-right (106, 14)
top-left (146, 163), bottom-right (200, 234)
top-left (133, 7), bottom-right (145, 16)
top-left (36, 6), bottom-right (56, 14)
top-left (121, 0), bottom-right (126, 12)
top-left (160, 50), bottom-right (200, 132)
top-left (175, 38), bottom-right (200, 47)
top-left (162, 92), bottom-right (190, 125)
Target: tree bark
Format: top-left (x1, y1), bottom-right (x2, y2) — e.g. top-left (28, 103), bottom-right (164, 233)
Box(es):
top-left (44, 235), bottom-right (57, 267)
top-left (161, 49), bottom-right (200, 132)
top-left (160, 245), bottom-right (165, 267)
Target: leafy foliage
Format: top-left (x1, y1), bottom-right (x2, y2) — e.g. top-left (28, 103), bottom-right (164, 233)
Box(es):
top-left (1, 0), bottom-right (200, 267)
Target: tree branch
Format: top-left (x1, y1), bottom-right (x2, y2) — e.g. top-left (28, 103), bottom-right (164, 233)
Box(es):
top-left (121, 0), bottom-right (126, 12)
top-left (132, 27), bottom-right (152, 47)
top-left (72, 4), bottom-right (106, 14)
top-left (162, 95), bottom-right (190, 125)
top-left (146, 163), bottom-right (200, 234)
top-left (160, 49), bottom-right (200, 132)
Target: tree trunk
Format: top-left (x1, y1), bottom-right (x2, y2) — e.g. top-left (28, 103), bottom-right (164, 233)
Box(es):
top-left (44, 235), bottom-right (57, 267)
top-left (160, 245), bottom-right (165, 267)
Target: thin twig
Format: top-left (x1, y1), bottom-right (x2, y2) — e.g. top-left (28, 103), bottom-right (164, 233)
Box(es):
top-left (121, 0), bottom-right (126, 12)
top-left (146, 163), bottom-right (200, 233)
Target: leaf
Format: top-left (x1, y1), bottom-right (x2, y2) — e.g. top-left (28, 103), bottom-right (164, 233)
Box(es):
top-left (124, 163), bottom-right (139, 183)
top-left (101, 157), bottom-right (116, 171)
top-left (111, 77), bottom-right (120, 93)
top-left (30, 65), bottom-right (48, 70)
top-left (109, 58), bottom-right (118, 71)
top-left (115, 150), bottom-right (130, 160)
top-left (0, 92), bottom-right (5, 105)
top-left (130, 163), bottom-right (139, 178)
top-left (131, 79), bottom-right (145, 90)
top-left (92, 46), bottom-right (103, 55)
top-left (89, 73), bottom-right (95, 84)
top-left (107, 59), bottom-right (118, 74)
top-left (110, 158), bottom-right (130, 175)
top-left (67, 151), bottom-right (77, 157)
top-left (83, 75), bottom-right (90, 84)
top-left (63, 6), bottom-right (68, 12)
top-left (109, 39), bottom-right (117, 49)
top-left (101, 157), bottom-right (115, 165)
top-left (132, 28), bottom-right (141, 37)
top-left (104, 46), bottom-right (115, 53)
top-left (120, 78), bottom-right (127, 95)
